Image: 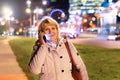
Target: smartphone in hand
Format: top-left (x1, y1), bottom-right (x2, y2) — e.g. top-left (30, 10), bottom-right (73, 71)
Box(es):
top-left (43, 35), bottom-right (46, 42)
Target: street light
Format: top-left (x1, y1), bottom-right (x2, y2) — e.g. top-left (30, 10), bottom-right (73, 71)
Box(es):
top-left (26, 0), bottom-right (32, 37)
top-left (3, 7), bottom-right (13, 22)
top-left (26, 0), bottom-right (31, 7)
top-left (26, 0), bottom-right (32, 28)
top-left (42, 0), bottom-right (47, 5)
top-left (2, 6), bottom-right (15, 36)
top-left (33, 8), bottom-right (44, 24)
top-left (2, 6), bottom-right (13, 26)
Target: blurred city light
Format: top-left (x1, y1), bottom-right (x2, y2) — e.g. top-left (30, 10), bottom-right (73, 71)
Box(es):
top-left (25, 8), bottom-right (31, 14)
top-left (2, 6), bottom-right (13, 22)
top-left (26, 0), bottom-right (32, 30)
top-left (10, 16), bottom-right (15, 21)
top-left (1, 21), bottom-right (5, 26)
top-left (33, 8), bottom-right (44, 15)
top-left (1, 0), bottom-right (120, 38)
top-left (118, 12), bottom-right (120, 17)
top-left (33, 7), bottom-right (44, 24)
top-left (2, 6), bottom-right (13, 17)
top-left (42, 0), bottom-right (47, 5)
top-left (26, 0), bottom-right (31, 7)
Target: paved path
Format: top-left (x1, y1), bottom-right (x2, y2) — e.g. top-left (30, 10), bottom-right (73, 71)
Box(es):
top-left (0, 38), bottom-right (28, 80)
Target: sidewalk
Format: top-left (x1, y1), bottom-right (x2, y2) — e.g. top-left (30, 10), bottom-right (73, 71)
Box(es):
top-left (0, 38), bottom-right (28, 80)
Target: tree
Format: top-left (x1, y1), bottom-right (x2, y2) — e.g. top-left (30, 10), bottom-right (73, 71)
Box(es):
top-left (0, 22), bottom-right (10, 35)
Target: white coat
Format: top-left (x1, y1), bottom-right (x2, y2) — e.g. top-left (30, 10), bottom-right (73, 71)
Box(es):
top-left (29, 38), bottom-right (89, 80)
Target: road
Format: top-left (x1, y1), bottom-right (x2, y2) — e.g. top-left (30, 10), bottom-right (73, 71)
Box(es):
top-left (70, 35), bottom-right (120, 49)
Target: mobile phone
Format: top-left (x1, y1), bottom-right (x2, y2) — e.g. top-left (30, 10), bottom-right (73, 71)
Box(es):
top-left (43, 35), bottom-right (46, 42)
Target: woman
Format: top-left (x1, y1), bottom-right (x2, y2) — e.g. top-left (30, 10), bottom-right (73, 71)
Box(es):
top-left (28, 16), bottom-right (89, 80)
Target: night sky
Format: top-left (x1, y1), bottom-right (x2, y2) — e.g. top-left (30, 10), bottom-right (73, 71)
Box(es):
top-left (0, 0), bottom-right (69, 22)
top-left (0, 0), bottom-right (30, 21)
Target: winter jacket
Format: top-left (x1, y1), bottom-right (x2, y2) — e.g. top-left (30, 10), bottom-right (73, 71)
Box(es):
top-left (28, 38), bottom-right (89, 80)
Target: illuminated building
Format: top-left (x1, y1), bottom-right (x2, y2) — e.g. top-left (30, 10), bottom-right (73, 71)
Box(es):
top-left (68, 0), bottom-right (117, 29)
top-left (69, 0), bottom-right (104, 16)
top-left (69, 0), bottom-right (114, 16)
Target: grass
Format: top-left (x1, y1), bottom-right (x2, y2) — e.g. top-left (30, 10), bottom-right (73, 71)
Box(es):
top-left (9, 37), bottom-right (120, 80)
top-left (9, 37), bottom-right (39, 80)
top-left (74, 44), bottom-right (120, 80)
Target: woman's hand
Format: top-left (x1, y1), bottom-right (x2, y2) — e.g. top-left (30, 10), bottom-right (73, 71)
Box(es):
top-left (38, 31), bottom-right (47, 46)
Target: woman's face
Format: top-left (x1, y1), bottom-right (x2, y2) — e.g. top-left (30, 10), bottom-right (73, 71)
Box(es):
top-left (44, 24), bottom-right (58, 43)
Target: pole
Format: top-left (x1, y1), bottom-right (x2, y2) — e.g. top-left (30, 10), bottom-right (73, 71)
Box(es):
top-left (30, 13), bottom-right (32, 28)
top-left (30, 13), bottom-right (32, 37)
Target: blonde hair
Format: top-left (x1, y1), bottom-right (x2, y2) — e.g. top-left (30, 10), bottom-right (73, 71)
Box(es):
top-left (38, 16), bottom-right (60, 39)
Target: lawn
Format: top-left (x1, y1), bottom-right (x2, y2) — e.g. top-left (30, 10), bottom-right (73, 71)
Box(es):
top-left (9, 37), bottom-right (120, 80)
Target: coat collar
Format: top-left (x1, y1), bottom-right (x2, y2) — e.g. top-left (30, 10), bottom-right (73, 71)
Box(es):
top-left (47, 37), bottom-right (66, 51)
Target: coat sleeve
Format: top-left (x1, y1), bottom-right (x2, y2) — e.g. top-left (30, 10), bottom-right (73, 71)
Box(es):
top-left (28, 45), bottom-right (48, 74)
top-left (68, 41), bottom-right (89, 80)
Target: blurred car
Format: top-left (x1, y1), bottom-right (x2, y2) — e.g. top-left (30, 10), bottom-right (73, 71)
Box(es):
top-left (60, 32), bottom-right (77, 39)
top-left (115, 29), bottom-right (120, 40)
top-left (85, 28), bottom-right (98, 34)
top-left (107, 35), bottom-right (117, 40)
top-left (107, 35), bottom-right (120, 41)
top-left (68, 33), bottom-right (77, 39)
top-left (115, 35), bottom-right (120, 40)
top-left (107, 27), bottom-right (120, 41)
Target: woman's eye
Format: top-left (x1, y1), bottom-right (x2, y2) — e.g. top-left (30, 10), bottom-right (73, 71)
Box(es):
top-left (45, 28), bottom-right (49, 31)
top-left (52, 27), bottom-right (56, 30)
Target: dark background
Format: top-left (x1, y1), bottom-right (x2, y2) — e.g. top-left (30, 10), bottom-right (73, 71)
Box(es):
top-left (0, 0), bottom-right (27, 21)
top-left (0, 0), bottom-right (69, 21)
top-left (0, 0), bottom-right (119, 23)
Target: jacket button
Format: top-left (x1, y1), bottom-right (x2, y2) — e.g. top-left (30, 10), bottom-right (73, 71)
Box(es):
top-left (59, 44), bottom-right (61, 47)
top-left (60, 56), bottom-right (63, 58)
top-left (61, 70), bottom-right (64, 72)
